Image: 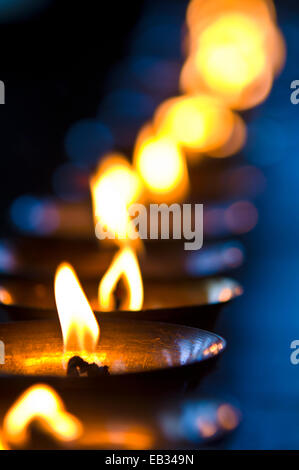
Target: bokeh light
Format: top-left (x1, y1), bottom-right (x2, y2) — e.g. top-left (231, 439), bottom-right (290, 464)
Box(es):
top-left (91, 153), bottom-right (143, 242)
top-left (181, 0), bottom-right (285, 110)
top-left (217, 403), bottom-right (240, 431)
top-left (161, 399), bottom-right (241, 444)
top-left (154, 94), bottom-right (236, 156)
top-left (133, 124), bottom-right (189, 203)
top-left (195, 13), bottom-right (267, 94)
top-left (185, 241), bottom-right (245, 276)
top-left (224, 200), bottom-right (259, 234)
top-left (10, 195), bottom-right (60, 236)
top-left (204, 198), bottom-right (260, 238)
top-left (0, 240), bottom-right (17, 273)
top-left (65, 119), bottom-right (114, 167)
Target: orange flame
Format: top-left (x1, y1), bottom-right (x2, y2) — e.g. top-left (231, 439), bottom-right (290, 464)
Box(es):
top-left (3, 384), bottom-right (82, 448)
top-left (98, 246), bottom-right (143, 311)
top-left (181, 0), bottom-right (285, 110)
top-left (90, 153), bottom-right (142, 244)
top-left (133, 124), bottom-right (189, 203)
top-left (54, 262), bottom-right (100, 360)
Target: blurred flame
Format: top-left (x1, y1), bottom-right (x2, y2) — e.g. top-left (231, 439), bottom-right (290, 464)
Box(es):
top-left (154, 95), bottom-right (235, 156)
top-left (99, 246), bottom-right (143, 311)
top-left (186, 0), bottom-right (277, 31)
top-left (3, 384), bottom-right (82, 448)
top-left (88, 1), bottom-right (285, 223)
top-left (90, 154), bottom-right (142, 243)
top-left (54, 262), bottom-right (100, 361)
top-left (196, 13), bottom-right (267, 92)
top-left (0, 286), bottom-right (13, 305)
top-left (90, 155), bottom-right (144, 312)
top-left (181, 0), bottom-right (285, 110)
top-left (133, 124), bottom-right (189, 203)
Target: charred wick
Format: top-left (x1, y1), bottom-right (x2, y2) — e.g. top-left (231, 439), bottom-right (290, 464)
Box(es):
top-left (67, 355), bottom-right (110, 378)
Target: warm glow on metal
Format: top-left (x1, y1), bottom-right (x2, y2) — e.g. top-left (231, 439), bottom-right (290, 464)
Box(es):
top-left (54, 262), bottom-right (100, 357)
top-left (154, 95), bottom-right (235, 155)
top-left (133, 124), bottom-right (189, 203)
top-left (82, 425), bottom-right (154, 449)
top-left (3, 384), bottom-right (82, 448)
top-left (99, 246), bottom-right (144, 311)
top-left (90, 153), bottom-right (142, 241)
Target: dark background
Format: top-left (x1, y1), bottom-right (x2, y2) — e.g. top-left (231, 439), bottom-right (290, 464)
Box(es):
top-left (0, 0), bottom-right (144, 227)
top-left (0, 0), bottom-right (299, 449)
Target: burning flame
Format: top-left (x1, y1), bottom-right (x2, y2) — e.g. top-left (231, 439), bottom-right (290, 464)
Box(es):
top-left (133, 124), bottom-right (189, 203)
top-left (3, 384), bottom-right (82, 448)
top-left (54, 262), bottom-right (100, 359)
top-left (90, 155), bottom-right (144, 313)
top-left (90, 153), bottom-right (142, 243)
top-left (99, 246), bottom-right (143, 311)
